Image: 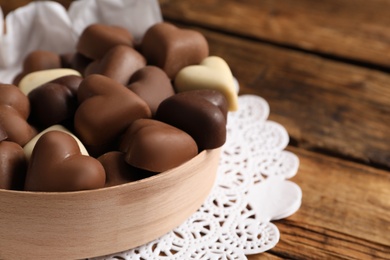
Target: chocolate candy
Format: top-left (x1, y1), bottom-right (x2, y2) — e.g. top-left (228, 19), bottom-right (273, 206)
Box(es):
top-left (23, 125), bottom-right (89, 161)
top-left (0, 125), bottom-right (7, 141)
top-left (77, 24), bottom-right (134, 60)
top-left (0, 84), bottom-right (37, 146)
top-left (189, 89), bottom-right (229, 121)
top-left (50, 74), bottom-right (83, 95)
top-left (70, 52), bottom-right (93, 75)
top-left (24, 131), bottom-right (106, 192)
top-left (60, 53), bottom-right (74, 68)
top-left (13, 50), bottom-right (62, 86)
top-left (19, 68), bottom-right (81, 96)
top-left (127, 66), bottom-right (175, 116)
top-left (0, 141), bottom-right (27, 190)
top-left (120, 119), bottom-right (198, 172)
top-left (98, 151), bottom-right (153, 187)
top-left (141, 22), bottom-right (209, 79)
top-left (28, 75), bottom-right (82, 128)
top-left (22, 50), bottom-right (61, 73)
top-left (174, 56), bottom-right (238, 111)
top-left (75, 74), bottom-right (151, 147)
top-left (155, 91), bottom-right (227, 150)
top-left (85, 45), bottom-right (146, 85)
top-left (28, 83), bottom-right (77, 128)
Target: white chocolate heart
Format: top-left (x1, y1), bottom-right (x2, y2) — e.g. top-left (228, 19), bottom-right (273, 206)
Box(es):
top-left (23, 125), bottom-right (88, 160)
top-left (174, 56), bottom-right (238, 111)
top-left (19, 68), bottom-right (81, 95)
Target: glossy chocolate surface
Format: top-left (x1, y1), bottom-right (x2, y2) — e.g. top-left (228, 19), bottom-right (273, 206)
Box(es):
top-left (0, 141), bottom-right (27, 190)
top-left (120, 119), bottom-right (198, 172)
top-left (75, 75), bottom-right (151, 146)
top-left (156, 91), bottom-right (227, 150)
top-left (141, 22), bottom-right (209, 79)
top-left (127, 66), bottom-right (175, 116)
top-left (24, 131), bottom-right (106, 192)
top-left (77, 24), bottom-right (134, 60)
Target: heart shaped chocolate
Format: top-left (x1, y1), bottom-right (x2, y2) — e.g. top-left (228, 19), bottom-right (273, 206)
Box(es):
top-left (98, 151), bottom-right (153, 187)
top-left (24, 131), bottom-right (106, 192)
top-left (77, 24), bottom-right (134, 60)
top-left (156, 90), bottom-right (227, 150)
top-left (28, 82), bottom-right (77, 128)
top-left (85, 45), bottom-right (146, 85)
top-left (14, 50), bottom-right (62, 84)
top-left (174, 56), bottom-right (238, 111)
top-left (0, 84), bottom-right (37, 146)
top-left (23, 125), bottom-right (89, 161)
top-left (75, 74), bottom-right (151, 147)
top-left (141, 22), bottom-right (209, 79)
top-left (127, 66), bottom-right (175, 116)
top-left (0, 141), bottom-right (27, 190)
top-left (120, 119), bottom-right (198, 172)
top-left (22, 50), bottom-right (62, 74)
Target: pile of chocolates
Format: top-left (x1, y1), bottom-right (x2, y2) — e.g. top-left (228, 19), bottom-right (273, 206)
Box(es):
top-left (0, 22), bottom-right (238, 192)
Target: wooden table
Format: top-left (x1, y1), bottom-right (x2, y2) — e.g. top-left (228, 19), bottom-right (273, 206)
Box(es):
top-left (2, 1), bottom-right (390, 259)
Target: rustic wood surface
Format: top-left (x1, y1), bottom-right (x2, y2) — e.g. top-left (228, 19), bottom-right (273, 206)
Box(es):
top-left (1, 0), bottom-right (390, 259)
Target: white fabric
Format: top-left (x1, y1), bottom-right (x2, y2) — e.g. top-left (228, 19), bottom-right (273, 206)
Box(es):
top-left (0, 0), bottom-right (162, 83)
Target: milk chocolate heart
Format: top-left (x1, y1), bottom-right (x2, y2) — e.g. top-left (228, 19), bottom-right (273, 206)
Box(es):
top-left (141, 22), bottom-right (209, 79)
top-left (24, 131), bottom-right (105, 192)
top-left (155, 91), bottom-right (227, 150)
top-left (75, 74), bottom-right (151, 147)
top-left (22, 50), bottom-right (61, 74)
top-left (77, 24), bottom-right (134, 60)
top-left (0, 141), bottom-right (27, 190)
top-left (120, 119), bottom-right (198, 172)
top-left (23, 125), bottom-right (89, 161)
top-left (85, 45), bottom-right (146, 85)
top-left (174, 56), bottom-right (238, 111)
top-left (98, 151), bottom-right (153, 187)
top-left (127, 66), bottom-right (175, 116)
top-left (0, 84), bottom-right (37, 146)
top-left (13, 50), bottom-right (63, 85)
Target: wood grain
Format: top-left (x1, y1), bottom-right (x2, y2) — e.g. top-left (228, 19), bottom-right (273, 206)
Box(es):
top-left (250, 147), bottom-right (390, 259)
top-left (186, 26), bottom-right (390, 169)
top-left (0, 149), bottom-right (220, 260)
top-left (2, 1), bottom-right (390, 259)
top-left (160, 0), bottom-right (390, 68)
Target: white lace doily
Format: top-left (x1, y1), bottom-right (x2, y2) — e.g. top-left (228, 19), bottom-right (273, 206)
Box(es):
top-left (92, 95), bottom-right (302, 260)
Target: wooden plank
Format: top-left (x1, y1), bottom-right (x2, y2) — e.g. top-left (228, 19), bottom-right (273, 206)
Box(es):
top-left (160, 0), bottom-right (390, 68)
top-left (249, 147), bottom-right (390, 259)
top-left (248, 253), bottom-right (284, 260)
top-left (179, 25), bottom-right (390, 168)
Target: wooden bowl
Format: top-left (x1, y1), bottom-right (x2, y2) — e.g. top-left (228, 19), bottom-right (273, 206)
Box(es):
top-left (0, 148), bottom-right (220, 260)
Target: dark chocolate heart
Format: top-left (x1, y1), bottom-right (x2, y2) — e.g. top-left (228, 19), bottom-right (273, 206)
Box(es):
top-left (28, 82), bottom-right (78, 128)
top-left (24, 131), bottom-right (106, 192)
top-left (155, 91), bottom-right (227, 150)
